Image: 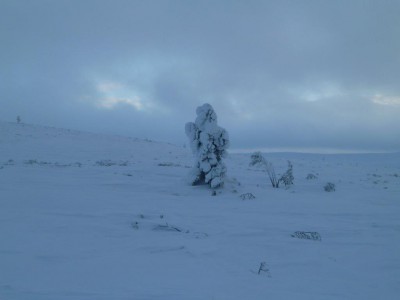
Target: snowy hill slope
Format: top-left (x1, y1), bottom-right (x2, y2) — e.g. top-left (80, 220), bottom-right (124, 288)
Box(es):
top-left (1, 121), bottom-right (400, 300)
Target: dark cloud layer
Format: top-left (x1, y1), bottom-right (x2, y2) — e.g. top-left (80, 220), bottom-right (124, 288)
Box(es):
top-left (1, 0), bottom-right (399, 152)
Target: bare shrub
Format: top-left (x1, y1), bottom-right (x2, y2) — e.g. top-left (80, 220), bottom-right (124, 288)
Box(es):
top-left (324, 182), bottom-right (336, 192)
top-left (240, 193), bottom-right (256, 200)
top-left (291, 231), bottom-right (321, 241)
top-left (250, 152), bottom-right (294, 188)
top-left (306, 173), bottom-right (318, 180)
top-left (280, 161), bottom-right (294, 187)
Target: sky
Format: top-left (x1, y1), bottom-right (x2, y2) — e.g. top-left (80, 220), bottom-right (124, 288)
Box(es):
top-left (1, 0), bottom-right (399, 152)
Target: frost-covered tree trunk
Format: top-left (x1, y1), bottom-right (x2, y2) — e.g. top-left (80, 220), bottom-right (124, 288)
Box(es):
top-left (185, 103), bottom-right (229, 188)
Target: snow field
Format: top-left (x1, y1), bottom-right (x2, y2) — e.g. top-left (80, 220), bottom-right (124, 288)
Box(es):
top-left (1, 122), bottom-right (399, 299)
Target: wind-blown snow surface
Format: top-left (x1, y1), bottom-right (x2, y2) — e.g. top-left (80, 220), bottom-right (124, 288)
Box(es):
top-left (1, 121), bottom-right (399, 300)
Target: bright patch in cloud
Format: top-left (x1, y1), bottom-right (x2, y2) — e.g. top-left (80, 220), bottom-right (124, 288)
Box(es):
top-left (301, 84), bottom-right (343, 102)
top-left (98, 96), bottom-right (144, 110)
top-left (97, 82), bottom-right (123, 93)
top-left (93, 81), bottom-right (149, 111)
top-left (286, 82), bottom-right (344, 102)
top-left (372, 94), bottom-right (400, 106)
top-left (228, 97), bottom-right (254, 120)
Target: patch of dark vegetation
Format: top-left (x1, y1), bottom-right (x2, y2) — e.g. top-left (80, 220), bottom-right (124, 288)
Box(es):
top-left (240, 193), bottom-right (256, 200)
top-left (131, 214), bottom-right (207, 239)
top-left (3, 159), bottom-right (15, 166)
top-left (23, 160), bottom-right (82, 167)
top-left (291, 231), bottom-right (321, 241)
top-left (257, 262), bottom-right (272, 277)
top-left (306, 173), bottom-right (318, 180)
top-left (324, 182), bottom-right (336, 192)
top-left (153, 223), bottom-right (183, 232)
top-left (95, 160), bottom-right (128, 167)
top-left (157, 162), bottom-right (181, 167)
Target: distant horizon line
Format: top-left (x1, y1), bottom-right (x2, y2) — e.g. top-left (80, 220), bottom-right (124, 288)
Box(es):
top-left (2, 120), bottom-right (398, 155)
top-left (229, 147), bottom-right (400, 155)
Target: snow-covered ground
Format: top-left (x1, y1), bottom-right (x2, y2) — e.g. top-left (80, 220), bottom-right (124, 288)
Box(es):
top-left (1, 121), bottom-right (399, 300)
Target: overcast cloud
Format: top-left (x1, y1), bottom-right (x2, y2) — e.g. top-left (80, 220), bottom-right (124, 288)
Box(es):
top-left (1, 0), bottom-right (399, 152)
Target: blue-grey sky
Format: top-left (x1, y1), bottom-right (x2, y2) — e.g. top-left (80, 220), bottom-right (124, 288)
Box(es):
top-left (1, 0), bottom-right (399, 152)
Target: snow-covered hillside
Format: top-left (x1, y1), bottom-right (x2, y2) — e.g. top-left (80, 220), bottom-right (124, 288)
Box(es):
top-left (1, 121), bottom-right (399, 300)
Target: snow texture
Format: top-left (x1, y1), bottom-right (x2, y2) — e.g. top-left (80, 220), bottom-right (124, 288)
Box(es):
top-left (1, 121), bottom-right (400, 300)
top-left (185, 103), bottom-right (229, 188)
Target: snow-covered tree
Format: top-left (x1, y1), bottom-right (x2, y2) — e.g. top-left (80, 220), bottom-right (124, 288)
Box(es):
top-left (185, 103), bottom-right (229, 188)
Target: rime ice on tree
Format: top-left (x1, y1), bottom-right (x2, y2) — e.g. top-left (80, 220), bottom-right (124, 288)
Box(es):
top-left (185, 103), bottom-right (229, 188)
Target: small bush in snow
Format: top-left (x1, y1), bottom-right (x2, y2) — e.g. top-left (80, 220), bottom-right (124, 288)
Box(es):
top-left (306, 173), bottom-right (318, 180)
top-left (24, 159), bottom-right (50, 166)
top-left (250, 152), bottom-right (280, 188)
top-left (131, 221), bottom-right (139, 230)
top-left (257, 262), bottom-right (271, 277)
top-left (291, 231), bottom-right (321, 241)
top-left (4, 159), bottom-right (14, 166)
top-left (95, 160), bottom-right (128, 167)
top-left (280, 161), bottom-right (294, 187)
top-left (158, 162), bottom-right (181, 167)
top-left (153, 223), bottom-right (182, 232)
top-left (240, 193), bottom-right (256, 200)
top-left (250, 152), bottom-right (294, 188)
top-left (324, 182), bottom-right (336, 192)
top-left (25, 159), bottom-right (39, 165)
top-left (185, 103), bottom-right (229, 188)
